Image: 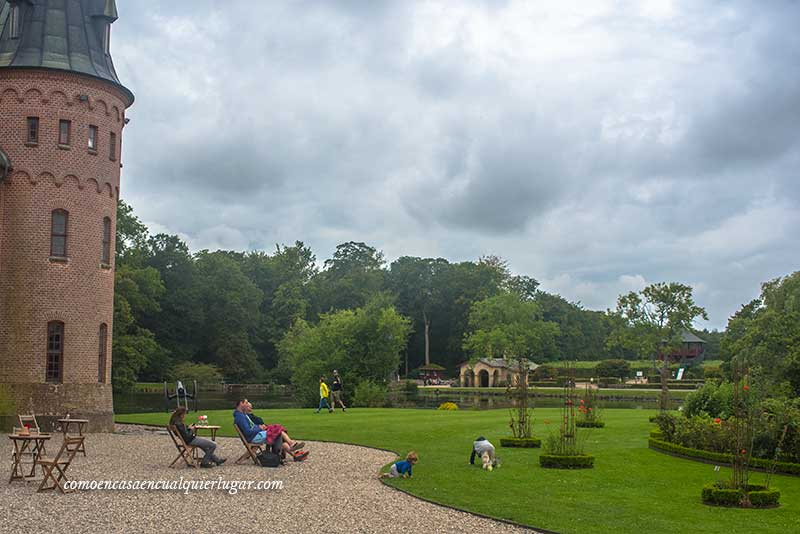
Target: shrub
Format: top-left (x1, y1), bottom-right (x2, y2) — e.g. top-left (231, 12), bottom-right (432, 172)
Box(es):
top-left (532, 364), bottom-right (557, 380)
top-left (437, 402), bottom-right (458, 410)
top-left (169, 362), bottom-right (223, 386)
top-left (500, 437), bottom-right (541, 448)
top-left (701, 482), bottom-right (780, 508)
top-left (352, 380), bottom-right (388, 408)
top-left (683, 381), bottom-right (734, 419)
top-left (595, 359), bottom-right (631, 380)
top-left (402, 380), bottom-right (419, 395)
top-left (576, 421), bottom-right (605, 428)
top-left (539, 453), bottom-right (595, 469)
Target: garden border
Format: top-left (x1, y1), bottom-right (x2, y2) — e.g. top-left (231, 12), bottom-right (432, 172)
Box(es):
top-left (648, 437), bottom-right (800, 476)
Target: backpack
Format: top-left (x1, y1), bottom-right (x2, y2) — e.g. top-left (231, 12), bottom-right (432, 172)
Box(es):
top-left (256, 451), bottom-right (282, 467)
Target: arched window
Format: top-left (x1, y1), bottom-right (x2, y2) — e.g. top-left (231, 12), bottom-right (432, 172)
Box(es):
top-left (98, 323), bottom-right (108, 383)
top-left (46, 321), bottom-right (64, 383)
top-left (51, 209), bottom-right (68, 257)
top-left (102, 217), bottom-right (112, 264)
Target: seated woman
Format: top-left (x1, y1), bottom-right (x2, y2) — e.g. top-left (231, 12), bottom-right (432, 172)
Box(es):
top-left (170, 407), bottom-right (226, 468)
top-left (234, 399), bottom-right (308, 461)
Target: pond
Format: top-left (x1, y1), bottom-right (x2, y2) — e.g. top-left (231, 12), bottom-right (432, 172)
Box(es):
top-left (114, 387), bottom-right (675, 414)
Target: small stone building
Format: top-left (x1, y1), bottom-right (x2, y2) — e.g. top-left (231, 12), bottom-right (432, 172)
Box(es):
top-left (458, 358), bottom-right (539, 388)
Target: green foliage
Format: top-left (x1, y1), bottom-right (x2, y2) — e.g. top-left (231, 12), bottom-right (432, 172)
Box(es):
top-left (701, 482), bottom-right (781, 508)
top-left (499, 437), bottom-right (542, 448)
top-left (722, 271), bottom-right (800, 396)
top-left (649, 437), bottom-right (800, 476)
top-left (463, 293), bottom-right (559, 360)
top-left (595, 359), bottom-right (631, 379)
top-left (539, 453), bottom-right (595, 469)
top-left (0, 384), bottom-right (15, 416)
top-left (352, 380), bottom-right (388, 407)
top-left (279, 294), bottom-right (411, 406)
top-left (169, 362), bottom-right (222, 385)
top-left (683, 381), bottom-right (734, 419)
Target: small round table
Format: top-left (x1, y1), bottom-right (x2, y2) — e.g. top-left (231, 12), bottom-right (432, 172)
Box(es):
top-left (192, 425), bottom-right (221, 441)
top-left (8, 433), bottom-right (52, 483)
top-left (57, 419), bottom-right (89, 456)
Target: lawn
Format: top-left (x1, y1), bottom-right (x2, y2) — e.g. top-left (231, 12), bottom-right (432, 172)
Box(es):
top-left (117, 408), bottom-right (799, 534)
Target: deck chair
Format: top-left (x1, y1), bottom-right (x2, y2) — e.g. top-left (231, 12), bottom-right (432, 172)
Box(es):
top-left (167, 425), bottom-right (200, 468)
top-left (37, 436), bottom-right (84, 493)
top-left (234, 423), bottom-right (263, 465)
top-left (18, 415), bottom-right (46, 455)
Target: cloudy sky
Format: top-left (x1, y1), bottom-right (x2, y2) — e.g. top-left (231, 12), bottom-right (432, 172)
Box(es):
top-left (111, 0), bottom-right (800, 330)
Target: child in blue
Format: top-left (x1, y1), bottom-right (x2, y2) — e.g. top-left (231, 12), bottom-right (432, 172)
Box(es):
top-left (381, 451), bottom-right (418, 478)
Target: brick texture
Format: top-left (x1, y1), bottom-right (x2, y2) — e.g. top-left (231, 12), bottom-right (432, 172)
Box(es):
top-left (0, 69), bottom-right (132, 432)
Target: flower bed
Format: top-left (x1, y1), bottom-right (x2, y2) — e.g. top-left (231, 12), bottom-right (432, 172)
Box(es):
top-left (539, 453), bottom-right (595, 469)
top-left (437, 402), bottom-right (458, 410)
top-left (500, 436), bottom-right (541, 448)
top-left (648, 437), bottom-right (800, 476)
top-left (576, 421), bottom-right (605, 428)
top-left (701, 482), bottom-right (780, 508)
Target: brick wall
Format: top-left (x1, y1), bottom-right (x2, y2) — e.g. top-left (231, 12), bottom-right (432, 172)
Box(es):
top-left (0, 69), bottom-right (132, 432)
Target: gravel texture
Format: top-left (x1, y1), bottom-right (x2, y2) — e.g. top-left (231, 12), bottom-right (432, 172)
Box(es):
top-left (1, 426), bottom-right (536, 534)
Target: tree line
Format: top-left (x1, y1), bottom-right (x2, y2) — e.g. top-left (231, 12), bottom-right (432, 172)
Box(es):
top-left (112, 201), bottom-right (723, 390)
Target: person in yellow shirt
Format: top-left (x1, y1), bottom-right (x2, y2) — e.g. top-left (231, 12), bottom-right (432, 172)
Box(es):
top-left (315, 376), bottom-right (333, 413)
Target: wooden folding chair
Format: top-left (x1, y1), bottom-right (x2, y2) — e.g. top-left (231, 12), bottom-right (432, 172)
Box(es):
top-left (18, 415), bottom-right (46, 455)
top-left (167, 425), bottom-right (201, 468)
top-left (37, 436), bottom-right (84, 493)
top-left (234, 423), bottom-right (263, 465)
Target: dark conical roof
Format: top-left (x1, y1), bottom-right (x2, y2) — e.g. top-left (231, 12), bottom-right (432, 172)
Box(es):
top-left (0, 0), bottom-right (132, 104)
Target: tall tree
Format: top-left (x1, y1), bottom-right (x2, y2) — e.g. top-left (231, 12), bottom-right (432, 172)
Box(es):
top-left (313, 241), bottom-right (386, 313)
top-left (608, 282), bottom-right (708, 410)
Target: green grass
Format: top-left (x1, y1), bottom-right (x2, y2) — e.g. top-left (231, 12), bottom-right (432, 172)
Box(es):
top-left (117, 408), bottom-right (799, 533)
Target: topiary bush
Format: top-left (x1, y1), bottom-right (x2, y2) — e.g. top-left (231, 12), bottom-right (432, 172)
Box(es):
top-left (701, 482), bottom-right (780, 508)
top-left (576, 421), bottom-right (605, 428)
top-left (539, 453), bottom-right (595, 469)
top-left (500, 437), bottom-right (541, 448)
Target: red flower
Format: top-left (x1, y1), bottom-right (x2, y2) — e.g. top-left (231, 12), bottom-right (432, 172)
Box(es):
top-left (741, 449), bottom-right (747, 454)
top-left (714, 418), bottom-right (721, 424)
top-left (588, 408), bottom-right (593, 411)
top-left (566, 400), bottom-right (573, 405)
top-left (743, 385), bottom-right (750, 391)
top-left (580, 399), bottom-right (585, 405)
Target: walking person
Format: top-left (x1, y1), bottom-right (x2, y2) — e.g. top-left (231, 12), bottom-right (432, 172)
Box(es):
top-left (316, 376), bottom-right (333, 413)
top-left (330, 369), bottom-right (347, 412)
top-left (170, 407), bottom-right (226, 468)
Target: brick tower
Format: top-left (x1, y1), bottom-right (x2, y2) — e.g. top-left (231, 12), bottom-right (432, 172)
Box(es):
top-left (0, 0), bottom-right (133, 431)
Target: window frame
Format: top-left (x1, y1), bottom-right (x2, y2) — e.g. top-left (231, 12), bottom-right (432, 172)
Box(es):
top-left (101, 216), bottom-right (112, 265)
top-left (58, 119), bottom-right (71, 146)
top-left (9, 4), bottom-right (20, 39)
top-left (50, 209), bottom-right (69, 258)
top-left (26, 117), bottom-right (39, 144)
top-left (46, 321), bottom-right (65, 383)
top-left (109, 131), bottom-right (117, 160)
top-left (98, 323), bottom-right (108, 383)
top-left (88, 125), bottom-right (98, 152)
top-left (103, 23), bottom-right (111, 55)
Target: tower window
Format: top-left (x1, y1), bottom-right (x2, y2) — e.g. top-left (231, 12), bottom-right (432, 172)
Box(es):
top-left (9, 5), bottom-right (20, 39)
top-left (58, 120), bottom-right (71, 146)
top-left (102, 216), bottom-right (111, 264)
top-left (103, 23), bottom-right (111, 54)
top-left (51, 209), bottom-right (68, 257)
top-left (98, 323), bottom-right (108, 383)
top-left (109, 131), bottom-right (117, 160)
top-left (46, 321), bottom-right (64, 383)
top-left (88, 125), bottom-right (98, 151)
top-left (27, 117), bottom-right (39, 144)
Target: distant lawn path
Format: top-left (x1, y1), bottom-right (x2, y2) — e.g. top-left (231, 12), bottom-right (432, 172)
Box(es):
top-left (117, 408), bottom-right (799, 534)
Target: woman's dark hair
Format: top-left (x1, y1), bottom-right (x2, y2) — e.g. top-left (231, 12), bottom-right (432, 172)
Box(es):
top-left (169, 406), bottom-right (187, 426)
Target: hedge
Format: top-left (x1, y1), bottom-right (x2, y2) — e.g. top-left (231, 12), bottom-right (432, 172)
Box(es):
top-left (648, 437), bottom-right (800, 476)
top-left (500, 437), bottom-right (542, 448)
top-left (701, 482), bottom-right (780, 508)
top-left (576, 421), bottom-right (605, 428)
top-left (539, 453), bottom-right (595, 469)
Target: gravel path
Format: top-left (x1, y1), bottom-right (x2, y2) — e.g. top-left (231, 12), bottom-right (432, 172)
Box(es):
top-left (1, 427), bottom-right (537, 534)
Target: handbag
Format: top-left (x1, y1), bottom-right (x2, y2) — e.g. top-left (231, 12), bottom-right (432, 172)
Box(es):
top-left (256, 451), bottom-right (282, 468)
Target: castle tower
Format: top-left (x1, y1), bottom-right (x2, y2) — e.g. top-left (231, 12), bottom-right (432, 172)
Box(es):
top-left (0, 0), bottom-right (133, 431)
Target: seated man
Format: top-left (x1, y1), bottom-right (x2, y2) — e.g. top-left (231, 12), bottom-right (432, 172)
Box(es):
top-left (233, 399), bottom-right (308, 461)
